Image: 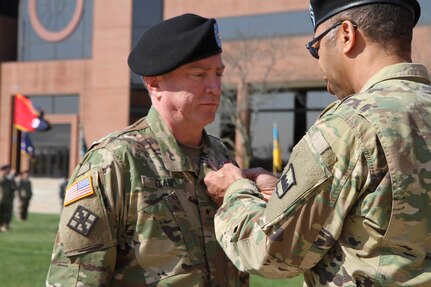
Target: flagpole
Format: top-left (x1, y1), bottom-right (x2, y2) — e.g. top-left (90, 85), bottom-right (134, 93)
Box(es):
top-left (10, 95), bottom-right (22, 174)
top-left (15, 129), bottom-right (22, 174)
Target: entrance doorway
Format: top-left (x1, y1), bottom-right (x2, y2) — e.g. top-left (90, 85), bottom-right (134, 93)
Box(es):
top-left (30, 123), bottom-right (71, 177)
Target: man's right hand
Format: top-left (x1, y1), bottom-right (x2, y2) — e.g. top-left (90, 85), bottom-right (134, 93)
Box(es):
top-left (243, 168), bottom-right (278, 201)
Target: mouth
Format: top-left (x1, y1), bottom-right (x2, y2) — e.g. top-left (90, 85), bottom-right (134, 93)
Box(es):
top-left (201, 103), bottom-right (218, 107)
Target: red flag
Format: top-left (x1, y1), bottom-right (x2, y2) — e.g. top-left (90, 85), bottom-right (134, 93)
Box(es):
top-left (14, 94), bottom-right (50, 132)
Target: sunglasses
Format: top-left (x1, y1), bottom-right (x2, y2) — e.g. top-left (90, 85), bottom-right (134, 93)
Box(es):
top-left (306, 21), bottom-right (357, 59)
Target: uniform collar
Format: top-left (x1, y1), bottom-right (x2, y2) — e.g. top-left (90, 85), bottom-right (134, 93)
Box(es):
top-left (146, 107), bottom-right (215, 173)
top-left (360, 63), bottom-right (430, 93)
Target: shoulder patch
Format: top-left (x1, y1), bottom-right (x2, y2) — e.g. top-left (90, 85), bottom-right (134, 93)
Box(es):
top-left (276, 163), bottom-right (296, 198)
top-left (67, 205), bottom-right (99, 237)
top-left (64, 176), bottom-right (95, 206)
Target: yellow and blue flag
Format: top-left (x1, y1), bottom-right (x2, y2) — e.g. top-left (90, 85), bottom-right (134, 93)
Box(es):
top-left (273, 122), bottom-right (282, 174)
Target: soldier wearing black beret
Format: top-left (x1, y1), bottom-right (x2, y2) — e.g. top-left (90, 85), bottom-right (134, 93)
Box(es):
top-left (205, 0), bottom-right (431, 286)
top-left (47, 13), bottom-right (249, 286)
top-left (128, 13), bottom-right (222, 77)
top-left (0, 164), bottom-right (15, 232)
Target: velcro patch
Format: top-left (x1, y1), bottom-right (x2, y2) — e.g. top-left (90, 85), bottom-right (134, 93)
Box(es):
top-left (67, 205), bottom-right (99, 237)
top-left (276, 164), bottom-right (296, 198)
top-left (64, 176), bottom-right (95, 206)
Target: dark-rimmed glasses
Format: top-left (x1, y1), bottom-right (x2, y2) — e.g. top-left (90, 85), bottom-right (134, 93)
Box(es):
top-left (306, 21), bottom-right (343, 59)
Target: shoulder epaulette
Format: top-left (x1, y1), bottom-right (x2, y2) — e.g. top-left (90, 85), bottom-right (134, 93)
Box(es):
top-left (86, 118), bottom-right (150, 152)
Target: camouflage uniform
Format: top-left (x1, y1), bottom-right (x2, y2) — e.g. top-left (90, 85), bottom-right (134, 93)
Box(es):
top-left (17, 178), bottom-right (32, 220)
top-left (46, 107), bottom-right (248, 287)
top-left (0, 175), bottom-right (16, 229)
top-left (215, 63), bottom-right (431, 286)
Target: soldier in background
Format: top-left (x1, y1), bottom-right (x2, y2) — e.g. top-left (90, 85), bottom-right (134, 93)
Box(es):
top-left (58, 177), bottom-right (68, 210)
top-left (47, 13), bottom-right (248, 286)
top-left (17, 170), bottom-right (32, 221)
top-left (0, 165), bottom-right (16, 232)
top-left (205, 0), bottom-right (431, 286)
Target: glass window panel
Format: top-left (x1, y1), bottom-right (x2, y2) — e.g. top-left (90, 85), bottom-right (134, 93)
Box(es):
top-left (251, 92), bottom-right (295, 160)
top-left (29, 124), bottom-right (70, 177)
top-left (28, 94), bottom-right (79, 114)
top-left (19, 0), bottom-right (93, 61)
top-left (306, 90), bottom-right (337, 129)
top-left (31, 123), bottom-right (70, 147)
top-left (131, 0), bottom-right (162, 86)
top-left (251, 111), bottom-right (294, 160)
top-left (53, 95), bottom-right (79, 114)
top-left (29, 96), bottom-right (54, 114)
top-left (56, 41), bottom-right (84, 58)
top-left (307, 91), bottom-right (336, 108)
top-left (26, 43), bottom-right (55, 60)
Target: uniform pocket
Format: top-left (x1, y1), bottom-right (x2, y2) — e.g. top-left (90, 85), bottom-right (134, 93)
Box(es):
top-left (46, 262), bottom-right (79, 286)
top-left (135, 191), bottom-right (204, 284)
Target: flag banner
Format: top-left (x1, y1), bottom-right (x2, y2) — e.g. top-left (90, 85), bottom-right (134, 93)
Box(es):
top-left (64, 176), bottom-right (95, 206)
top-left (21, 132), bottom-right (35, 158)
top-left (14, 94), bottom-right (51, 132)
top-left (79, 124), bottom-right (88, 158)
top-left (273, 122), bottom-right (283, 174)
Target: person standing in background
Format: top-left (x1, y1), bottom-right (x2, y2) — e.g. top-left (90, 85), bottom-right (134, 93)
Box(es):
top-left (0, 165), bottom-right (16, 231)
top-left (58, 177), bottom-right (68, 211)
top-left (17, 170), bottom-right (32, 221)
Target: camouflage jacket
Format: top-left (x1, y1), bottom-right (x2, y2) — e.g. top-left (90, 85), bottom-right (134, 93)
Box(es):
top-left (18, 179), bottom-right (32, 200)
top-left (46, 107), bottom-right (248, 287)
top-left (0, 175), bottom-right (15, 204)
top-left (215, 63), bottom-right (431, 286)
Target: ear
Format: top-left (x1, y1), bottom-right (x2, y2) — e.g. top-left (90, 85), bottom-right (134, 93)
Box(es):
top-left (143, 76), bottom-right (159, 91)
top-left (143, 76), bottom-right (163, 100)
top-left (340, 21), bottom-right (357, 56)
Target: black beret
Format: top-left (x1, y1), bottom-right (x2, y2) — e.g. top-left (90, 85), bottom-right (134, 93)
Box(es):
top-left (128, 13), bottom-right (222, 76)
top-left (309, 0), bottom-right (421, 30)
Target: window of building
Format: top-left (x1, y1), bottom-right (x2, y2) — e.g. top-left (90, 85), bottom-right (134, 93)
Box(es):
top-left (130, 0), bottom-right (163, 87)
top-left (216, 89), bottom-right (335, 170)
top-left (18, 0), bottom-right (93, 61)
top-left (307, 91), bottom-right (338, 129)
top-left (26, 95), bottom-right (79, 177)
top-left (29, 94), bottom-right (79, 114)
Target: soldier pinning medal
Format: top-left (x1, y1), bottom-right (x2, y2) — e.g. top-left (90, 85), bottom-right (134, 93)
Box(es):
top-left (205, 0), bottom-right (431, 286)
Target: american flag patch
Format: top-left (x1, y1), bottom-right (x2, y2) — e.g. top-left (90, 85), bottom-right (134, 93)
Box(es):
top-left (64, 176), bottom-right (95, 206)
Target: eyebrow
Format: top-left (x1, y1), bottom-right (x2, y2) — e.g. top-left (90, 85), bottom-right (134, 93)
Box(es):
top-left (188, 63), bottom-right (225, 71)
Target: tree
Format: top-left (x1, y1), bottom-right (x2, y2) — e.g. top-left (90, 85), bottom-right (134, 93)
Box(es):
top-left (219, 36), bottom-right (293, 168)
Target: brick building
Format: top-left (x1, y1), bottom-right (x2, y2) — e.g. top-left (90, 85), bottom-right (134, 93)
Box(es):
top-left (0, 0), bottom-right (430, 177)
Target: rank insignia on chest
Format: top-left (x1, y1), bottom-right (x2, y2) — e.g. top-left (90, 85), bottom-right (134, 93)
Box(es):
top-left (64, 176), bottom-right (95, 206)
top-left (276, 163), bottom-right (296, 199)
top-left (67, 205), bottom-right (99, 237)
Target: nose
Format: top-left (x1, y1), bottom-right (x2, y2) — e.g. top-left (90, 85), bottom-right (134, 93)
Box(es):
top-left (205, 73), bottom-right (222, 96)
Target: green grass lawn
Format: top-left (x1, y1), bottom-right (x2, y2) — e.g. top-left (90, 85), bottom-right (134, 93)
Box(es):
top-left (0, 213), bottom-right (59, 286)
top-left (0, 213), bottom-right (303, 286)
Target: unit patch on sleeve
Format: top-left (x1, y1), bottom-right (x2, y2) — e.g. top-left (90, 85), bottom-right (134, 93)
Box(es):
top-left (276, 163), bottom-right (296, 199)
top-left (67, 205), bottom-right (99, 237)
top-left (64, 176), bottom-right (95, 206)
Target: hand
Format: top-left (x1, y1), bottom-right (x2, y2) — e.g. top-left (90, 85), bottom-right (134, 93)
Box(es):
top-left (243, 168), bottom-right (277, 201)
top-left (204, 163), bottom-right (244, 206)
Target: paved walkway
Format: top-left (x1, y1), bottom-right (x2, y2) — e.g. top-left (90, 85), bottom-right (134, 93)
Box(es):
top-left (24, 178), bottom-right (64, 215)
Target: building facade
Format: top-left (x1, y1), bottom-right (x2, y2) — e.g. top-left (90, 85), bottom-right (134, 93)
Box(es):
top-left (0, 0), bottom-right (430, 177)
